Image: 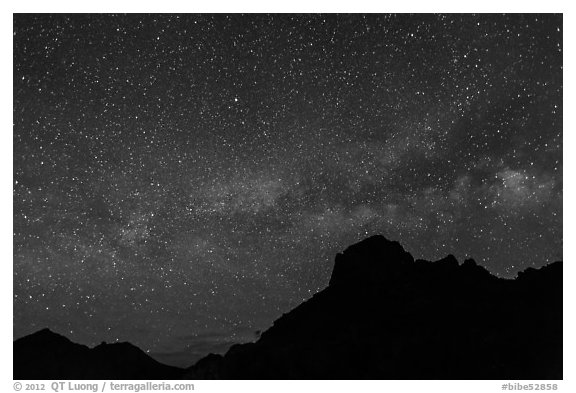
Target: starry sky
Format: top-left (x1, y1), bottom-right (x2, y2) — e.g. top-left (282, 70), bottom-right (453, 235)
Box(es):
top-left (13, 14), bottom-right (562, 367)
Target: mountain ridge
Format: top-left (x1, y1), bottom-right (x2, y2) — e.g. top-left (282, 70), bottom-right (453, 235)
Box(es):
top-left (14, 235), bottom-right (562, 380)
top-left (13, 328), bottom-right (183, 380)
top-left (184, 235), bottom-right (562, 379)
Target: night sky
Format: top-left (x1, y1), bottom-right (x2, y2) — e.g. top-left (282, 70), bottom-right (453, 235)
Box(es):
top-left (13, 14), bottom-right (562, 367)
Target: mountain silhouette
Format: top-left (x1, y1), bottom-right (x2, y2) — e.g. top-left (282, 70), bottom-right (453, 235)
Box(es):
top-left (13, 328), bottom-right (183, 379)
top-left (14, 235), bottom-right (562, 380)
top-left (185, 235), bottom-right (562, 379)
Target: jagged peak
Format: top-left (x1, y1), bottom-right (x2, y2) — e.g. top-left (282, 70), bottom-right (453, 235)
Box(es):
top-left (329, 235), bottom-right (414, 287)
top-left (327, 236), bottom-right (507, 288)
top-left (185, 235), bottom-right (562, 379)
top-left (342, 235), bottom-right (410, 257)
top-left (435, 254), bottom-right (459, 266)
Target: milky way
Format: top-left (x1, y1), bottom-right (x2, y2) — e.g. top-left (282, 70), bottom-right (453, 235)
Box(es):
top-left (13, 14), bottom-right (562, 366)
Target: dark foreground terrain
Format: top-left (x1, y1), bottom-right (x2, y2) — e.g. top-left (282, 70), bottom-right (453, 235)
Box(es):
top-left (14, 235), bottom-right (562, 380)
top-left (13, 328), bottom-right (183, 380)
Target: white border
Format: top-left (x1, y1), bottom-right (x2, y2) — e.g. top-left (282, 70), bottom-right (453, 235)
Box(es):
top-left (3, 2), bottom-right (573, 392)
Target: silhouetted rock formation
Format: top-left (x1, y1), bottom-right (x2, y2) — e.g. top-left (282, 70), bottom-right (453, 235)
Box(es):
top-left (14, 235), bottom-right (562, 380)
top-left (13, 328), bottom-right (183, 380)
top-left (185, 235), bottom-right (562, 379)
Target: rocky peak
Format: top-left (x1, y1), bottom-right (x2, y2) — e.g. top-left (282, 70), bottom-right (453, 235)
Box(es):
top-left (328, 235), bottom-right (414, 287)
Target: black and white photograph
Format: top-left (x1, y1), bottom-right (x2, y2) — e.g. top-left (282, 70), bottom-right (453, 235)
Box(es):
top-left (8, 5), bottom-right (570, 390)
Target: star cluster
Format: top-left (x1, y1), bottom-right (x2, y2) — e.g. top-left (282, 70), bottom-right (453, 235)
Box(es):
top-left (13, 14), bottom-right (562, 366)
